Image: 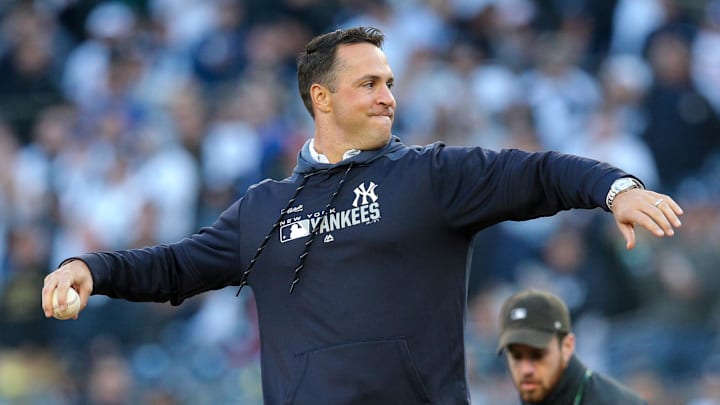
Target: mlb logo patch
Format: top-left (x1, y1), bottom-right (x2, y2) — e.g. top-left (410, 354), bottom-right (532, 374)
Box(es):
top-left (280, 220), bottom-right (310, 243)
top-left (510, 308), bottom-right (527, 320)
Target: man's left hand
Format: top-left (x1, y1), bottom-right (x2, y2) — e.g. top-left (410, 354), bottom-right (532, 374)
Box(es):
top-left (611, 189), bottom-right (683, 249)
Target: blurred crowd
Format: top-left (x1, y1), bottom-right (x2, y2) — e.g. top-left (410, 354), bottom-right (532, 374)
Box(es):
top-left (0, 0), bottom-right (719, 404)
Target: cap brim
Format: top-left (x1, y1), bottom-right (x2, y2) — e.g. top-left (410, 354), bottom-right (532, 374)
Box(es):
top-left (497, 329), bottom-right (555, 354)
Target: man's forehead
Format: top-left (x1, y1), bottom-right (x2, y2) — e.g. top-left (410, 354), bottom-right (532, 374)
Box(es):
top-left (336, 43), bottom-right (391, 70)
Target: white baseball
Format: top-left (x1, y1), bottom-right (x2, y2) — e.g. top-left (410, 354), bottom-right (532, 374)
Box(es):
top-left (52, 288), bottom-right (81, 320)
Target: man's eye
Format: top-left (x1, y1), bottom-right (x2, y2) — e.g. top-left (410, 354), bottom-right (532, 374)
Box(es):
top-left (387, 82), bottom-right (394, 89)
top-left (509, 351), bottom-right (524, 361)
top-left (364, 82), bottom-right (374, 88)
top-left (530, 352), bottom-right (544, 361)
top-left (509, 350), bottom-right (545, 361)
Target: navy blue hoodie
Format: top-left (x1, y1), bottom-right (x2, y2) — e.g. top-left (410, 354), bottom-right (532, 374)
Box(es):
top-left (79, 136), bottom-right (629, 404)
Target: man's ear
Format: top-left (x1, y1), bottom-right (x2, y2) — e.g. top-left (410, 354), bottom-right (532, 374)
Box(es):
top-left (310, 83), bottom-right (332, 114)
top-left (561, 333), bottom-right (576, 364)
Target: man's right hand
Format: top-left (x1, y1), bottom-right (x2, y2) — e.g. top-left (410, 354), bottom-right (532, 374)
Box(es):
top-left (42, 260), bottom-right (93, 319)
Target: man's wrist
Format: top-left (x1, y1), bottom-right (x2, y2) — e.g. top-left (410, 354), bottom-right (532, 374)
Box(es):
top-left (606, 177), bottom-right (644, 211)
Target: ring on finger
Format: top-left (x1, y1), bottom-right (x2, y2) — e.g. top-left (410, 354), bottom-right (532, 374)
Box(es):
top-left (653, 198), bottom-right (664, 207)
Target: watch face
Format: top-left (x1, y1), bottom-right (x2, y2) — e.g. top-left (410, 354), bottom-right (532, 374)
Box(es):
top-left (613, 178), bottom-right (635, 191)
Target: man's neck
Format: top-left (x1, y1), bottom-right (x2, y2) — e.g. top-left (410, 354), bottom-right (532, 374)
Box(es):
top-left (309, 139), bottom-right (360, 163)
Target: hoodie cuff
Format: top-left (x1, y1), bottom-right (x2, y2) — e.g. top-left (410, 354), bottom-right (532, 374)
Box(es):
top-left (59, 253), bottom-right (111, 296)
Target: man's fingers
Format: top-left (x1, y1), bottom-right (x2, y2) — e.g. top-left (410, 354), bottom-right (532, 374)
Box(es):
top-left (634, 210), bottom-right (668, 237)
top-left (654, 198), bottom-right (683, 229)
top-left (629, 208), bottom-right (681, 239)
top-left (42, 267), bottom-right (74, 317)
top-left (617, 222), bottom-right (636, 250)
top-left (653, 207), bottom-right (679, 236)
top-left (55, 270), bottom-right (73, 310)
top-left (41, 277), bottom-right (58, 318)
top-left (646, 197), bottom-right (683, 236)
top-left (612, 189), bottom-right (684, 248)
top-left (77, 288), bottom-right (91, 312)
top-left (663, 196), bottom-right (684, 216)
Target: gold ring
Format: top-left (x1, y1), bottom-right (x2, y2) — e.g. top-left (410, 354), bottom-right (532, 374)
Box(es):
top-left (653, 199), bottom-right (664, 207)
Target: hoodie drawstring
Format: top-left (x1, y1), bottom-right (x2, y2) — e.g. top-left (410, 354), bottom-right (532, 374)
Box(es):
top-left (289, 162), bottom-right (353, 293)
top-left (235, 173), bottom-right (311, 296)
top-left (236, 162), bottom-right (354, 296)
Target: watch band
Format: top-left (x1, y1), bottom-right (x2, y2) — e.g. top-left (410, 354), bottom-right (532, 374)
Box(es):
top-left (606, 178), bottom-right (644, 211)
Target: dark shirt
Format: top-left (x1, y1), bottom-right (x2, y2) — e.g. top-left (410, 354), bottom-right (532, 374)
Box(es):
top-left (522, 355), bottom-right (647, 405)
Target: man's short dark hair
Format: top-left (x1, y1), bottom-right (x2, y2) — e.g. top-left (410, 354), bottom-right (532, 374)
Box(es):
top-left (296, 27), bottom-right (385, 118)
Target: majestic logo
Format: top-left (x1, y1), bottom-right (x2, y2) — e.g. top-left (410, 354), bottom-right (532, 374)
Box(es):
top-left (279, 181), bottom-right (382, 243)
top-left (281, 204), bottom-right (304, 214)
top-left (352, 182), bottom-right (378, 207)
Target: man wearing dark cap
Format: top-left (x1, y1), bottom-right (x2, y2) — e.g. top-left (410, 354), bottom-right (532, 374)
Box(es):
top-left (498, 289), bottom-right (647, 405)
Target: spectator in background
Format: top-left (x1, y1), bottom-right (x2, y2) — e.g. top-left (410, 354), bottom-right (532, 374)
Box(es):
top-left (11, 105), bottom-right (76, 226)
top-left (641, 27), bottom-right (720, 193)
top-left (3, 105), bottom-right (76, 339)
top-left (608, 203), bottom-right (720, 384)
top-left (566, 106), bottom-right (659, 190)
top-left (190, 0), bottom-right (249, 92)
top-left (85, 350), bottom-right (135, 405)
top-left (610, 0), bottom-right (666, 55)
top-left (61, 1), bottom-right (137, 110)
top-left (596, 53), bottom-right (653, 140)
top-left (130, 120), bottom-right (200, 244)
top-left (525, 219), bottom-right (643, 319)
top-left (338, 0), bottom-right (451, 80)
top-left (0, 121), bottom-right (16, 276)
top-left (0, 221), bottom-right (53, 346)
top-left (0, 3), bottom-right (68, 144)
top-left (692, 0), bottom-right (720, 116)
top-left (520, 32), bottom-right (602, 151)
top-left (498, 289), bottom-right (647, 404)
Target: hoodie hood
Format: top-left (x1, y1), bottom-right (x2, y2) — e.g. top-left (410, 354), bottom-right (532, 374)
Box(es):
top-left (292, 135), bottom-right (408, 176)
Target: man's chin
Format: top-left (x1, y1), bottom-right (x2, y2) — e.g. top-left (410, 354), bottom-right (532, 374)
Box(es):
top-left (368, 127), bottom-right (392, 142)
top-left (520, 389), bottom-right (545, 403)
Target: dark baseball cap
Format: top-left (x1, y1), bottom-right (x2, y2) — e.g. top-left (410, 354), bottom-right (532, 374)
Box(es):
top-left (497, 289), bottom-right (571, 354)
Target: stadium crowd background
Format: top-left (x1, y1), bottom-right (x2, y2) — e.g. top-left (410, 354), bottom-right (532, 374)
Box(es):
top-left (0, 0), bottom-right (719, 403)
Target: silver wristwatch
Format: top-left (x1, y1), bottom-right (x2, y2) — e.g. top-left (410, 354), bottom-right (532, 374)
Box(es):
top-left (606, 177), bottom-right (644, 211)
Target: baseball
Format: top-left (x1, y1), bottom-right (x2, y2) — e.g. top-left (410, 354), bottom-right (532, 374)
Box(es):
top-left (52, 288), bottom-right (81, 320)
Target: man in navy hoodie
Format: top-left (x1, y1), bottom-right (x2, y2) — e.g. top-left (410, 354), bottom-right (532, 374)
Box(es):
top-left (42, 27), bottom-right (683, 404)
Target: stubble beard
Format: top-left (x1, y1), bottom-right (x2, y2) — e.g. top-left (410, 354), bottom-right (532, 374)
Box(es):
top-left (520, 388), bottom-right (547, 404)
top-left (517, 363), bottom-right (564, 404)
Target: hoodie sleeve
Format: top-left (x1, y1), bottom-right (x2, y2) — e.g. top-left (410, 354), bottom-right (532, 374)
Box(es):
top-left (79, 198), bottom-right (246, 305)
top-left (427, 144), bottom-right (632, 234)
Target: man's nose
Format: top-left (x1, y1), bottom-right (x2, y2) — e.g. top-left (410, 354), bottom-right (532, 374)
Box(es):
top-left (377, 84), bottom-right (395, 106)
top-left (518, 359), bottom-right (536, 375)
